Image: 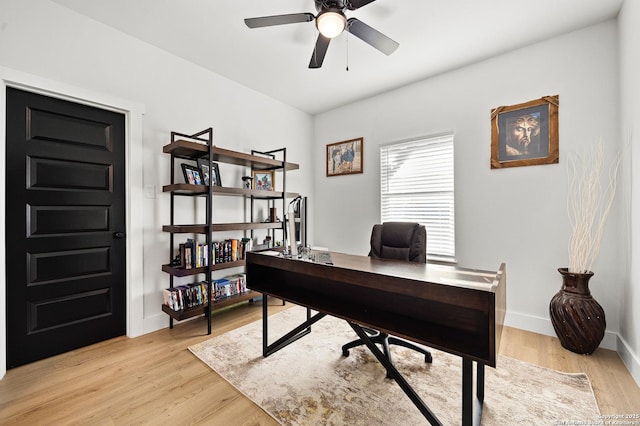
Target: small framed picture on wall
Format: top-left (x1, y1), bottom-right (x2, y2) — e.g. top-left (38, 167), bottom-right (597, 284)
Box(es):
top-left (326, 137), bottom-right (363, 177)
top-left (491, 95), bottom-right (559, 169)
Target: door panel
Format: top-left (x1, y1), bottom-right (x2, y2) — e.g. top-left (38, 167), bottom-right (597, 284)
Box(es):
top-left (28, 247), bottom-right (112, 284)
top-left (6, 87), bottom-right (126, 368)
top-left (28, 205), bottom-right (110, 236)
top-left (28, 157), bottom-right (112, 191)
top-left (29, 287), bottom-right (112, 333)
top-left (28, 107), bottom-right (114, 151)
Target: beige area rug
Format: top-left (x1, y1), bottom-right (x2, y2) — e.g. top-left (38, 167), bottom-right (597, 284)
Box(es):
top-left (189, 307), bottom-right (600, 425)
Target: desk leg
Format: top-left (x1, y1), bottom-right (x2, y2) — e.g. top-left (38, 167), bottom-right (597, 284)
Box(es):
top-left (348, 323), bottom-right (443, 426)
top-left (462, 358), bottom-right (485, 426)
top-left (462, 358), bottom-right (472, 426)
top-left (262, 296), bottom-right (326, 357)
top-left (477, 362), bottom-right (485, 402)
top-left (262, 294), bottom-right (268, 356)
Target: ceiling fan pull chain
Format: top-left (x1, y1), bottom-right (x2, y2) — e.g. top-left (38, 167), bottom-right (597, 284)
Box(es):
top-left (346, 33), bottom-right (350, 71)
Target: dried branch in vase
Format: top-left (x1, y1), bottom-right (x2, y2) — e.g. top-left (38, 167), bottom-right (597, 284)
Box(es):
top-left (566, 141), bottom-right (620, 273)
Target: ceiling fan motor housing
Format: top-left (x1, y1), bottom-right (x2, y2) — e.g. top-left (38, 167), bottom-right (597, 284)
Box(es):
top-left (315, 1), bottom-right (347, 13)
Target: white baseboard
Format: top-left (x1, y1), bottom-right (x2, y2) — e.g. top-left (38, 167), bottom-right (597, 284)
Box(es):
top-left (142, 313), bottom-right (170, 335)
top-left (504, 310), bottom-right (618, 351)
top-left (617, 334), bottom-right (640, 388)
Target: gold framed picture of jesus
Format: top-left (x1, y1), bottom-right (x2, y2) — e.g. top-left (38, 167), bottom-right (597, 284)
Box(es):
top-left (491, 95), bottom-right (559, 169)
top-left (326, 138), bottom-right (363, 177)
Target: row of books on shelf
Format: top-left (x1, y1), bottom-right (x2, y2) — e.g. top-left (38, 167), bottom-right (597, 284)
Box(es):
top-left (178, 237), bottom-right (252, 269)
top-left (163, 273), bottom-right (248, 312)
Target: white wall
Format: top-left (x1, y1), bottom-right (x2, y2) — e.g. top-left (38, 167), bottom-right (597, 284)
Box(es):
top-left (314, 22), bottom-right (624, 347)
top-left (0, 0), bottom-right (314, 377)
top-left (619, 0), bottom-right (640, 382)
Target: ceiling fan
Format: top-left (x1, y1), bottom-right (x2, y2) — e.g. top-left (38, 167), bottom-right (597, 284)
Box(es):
top-left (244, 0), bottom-right (399, 69)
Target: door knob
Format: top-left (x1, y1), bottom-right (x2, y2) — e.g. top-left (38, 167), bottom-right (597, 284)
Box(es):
top-left (113, 232), bottom-right (126, 239)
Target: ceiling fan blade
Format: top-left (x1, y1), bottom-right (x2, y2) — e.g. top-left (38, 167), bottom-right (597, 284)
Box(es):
top-left (345, 0), bottom-right (378, 10)
top-left (309, 34), bottom-right (331, 69)
top-left (244, 13), bottom-right (315, 28)
top-left (346, 18), bottom-right (399, 55)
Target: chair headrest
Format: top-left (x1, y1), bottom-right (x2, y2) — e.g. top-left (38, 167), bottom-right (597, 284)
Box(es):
top-left (369, 222), bottom-right (426, 263)
top-left (380, 222), bottom-right (421, 247)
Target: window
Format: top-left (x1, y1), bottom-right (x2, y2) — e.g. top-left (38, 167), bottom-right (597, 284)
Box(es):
top-left (380, 133), bottom-right (455, 261)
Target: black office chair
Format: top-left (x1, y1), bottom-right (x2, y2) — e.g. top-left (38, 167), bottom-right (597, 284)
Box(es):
top-left (341, 222), bottom-right (433, 370)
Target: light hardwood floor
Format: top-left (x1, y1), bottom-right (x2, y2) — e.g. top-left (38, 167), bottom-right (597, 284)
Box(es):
top-left (1, 301), bottom-right (639, 425)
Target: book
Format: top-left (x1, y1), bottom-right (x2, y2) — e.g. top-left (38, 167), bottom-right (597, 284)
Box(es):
top-left (212, 278), bottom-right (231, 301)
top-left (241, 237), bottom-right (252, 259)
top-left (231, 239), bottom-right (238, 261)
top-left (184, 246), bottom-right (192, 269)
top-left (163, 281), bottom-right (210, 311)
top-left (179, 243), bottom-right (186, 267)
top-left (225, 274), bottom-right (247, 295)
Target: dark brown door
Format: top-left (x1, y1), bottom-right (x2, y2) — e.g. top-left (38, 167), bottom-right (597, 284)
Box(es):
top-left (5, 87), bottom-right (126, 368)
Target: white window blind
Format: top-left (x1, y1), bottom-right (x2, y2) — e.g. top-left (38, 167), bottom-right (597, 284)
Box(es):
top-left (380, 133), bottom-right (455, 261)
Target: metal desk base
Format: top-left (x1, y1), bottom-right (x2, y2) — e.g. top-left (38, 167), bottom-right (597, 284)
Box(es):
top-left (261, 297), bottom-right (485, 426)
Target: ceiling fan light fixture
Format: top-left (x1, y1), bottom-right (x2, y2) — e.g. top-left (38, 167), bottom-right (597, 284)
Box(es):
top-left (316, 10), bottom-right (346, 38)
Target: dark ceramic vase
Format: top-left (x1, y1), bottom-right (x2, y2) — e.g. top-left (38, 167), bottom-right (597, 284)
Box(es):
top-left (549, 268), bottom-right (606, 354)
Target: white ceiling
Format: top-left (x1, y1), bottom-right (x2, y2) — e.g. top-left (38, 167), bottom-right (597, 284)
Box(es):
top-left (51, 0), bottom-right (623, 115)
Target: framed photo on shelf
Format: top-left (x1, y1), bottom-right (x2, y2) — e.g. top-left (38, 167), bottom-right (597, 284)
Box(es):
top-left (326, 137), bottom-right (363, 177)
top-left (252, 170), bottom-right (274, 191)
top-left (196, 158), bottom-right (222, 186)
top-left (181, 163), bottom-right (203, 185)
top-left (491, 95), bottom-right (559, 169)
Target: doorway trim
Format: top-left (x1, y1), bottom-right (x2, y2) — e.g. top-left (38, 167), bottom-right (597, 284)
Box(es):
top-left (0, 66), bottom-right (146, 380)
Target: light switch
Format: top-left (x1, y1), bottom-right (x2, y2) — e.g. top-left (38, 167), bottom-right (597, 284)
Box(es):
top-left (144, 184), bottom-right (156, 199)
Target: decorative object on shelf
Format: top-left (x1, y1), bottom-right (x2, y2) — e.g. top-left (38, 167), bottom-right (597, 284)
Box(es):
top-left (242, 176), bottom-right (253, 189)
top-left (252, 170), bottom-right (274, 191)
top-left (197, 158), bottom-right (222, 186)
top-left (181, 163), bottom-right (203, 185)
top-left (549, 141), bottom-right (620, 354)
top-left (326, 137), bottom-right (363, 177)
top-left (491, 95), bottom-right (559, 169)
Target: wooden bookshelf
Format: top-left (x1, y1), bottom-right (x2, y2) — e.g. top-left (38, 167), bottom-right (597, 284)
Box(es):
top-left (161, 128), bottom-right (298, 334)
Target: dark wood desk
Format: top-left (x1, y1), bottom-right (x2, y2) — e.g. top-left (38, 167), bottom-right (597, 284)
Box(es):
top-left (246, 251), bottom-right (506, 426)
